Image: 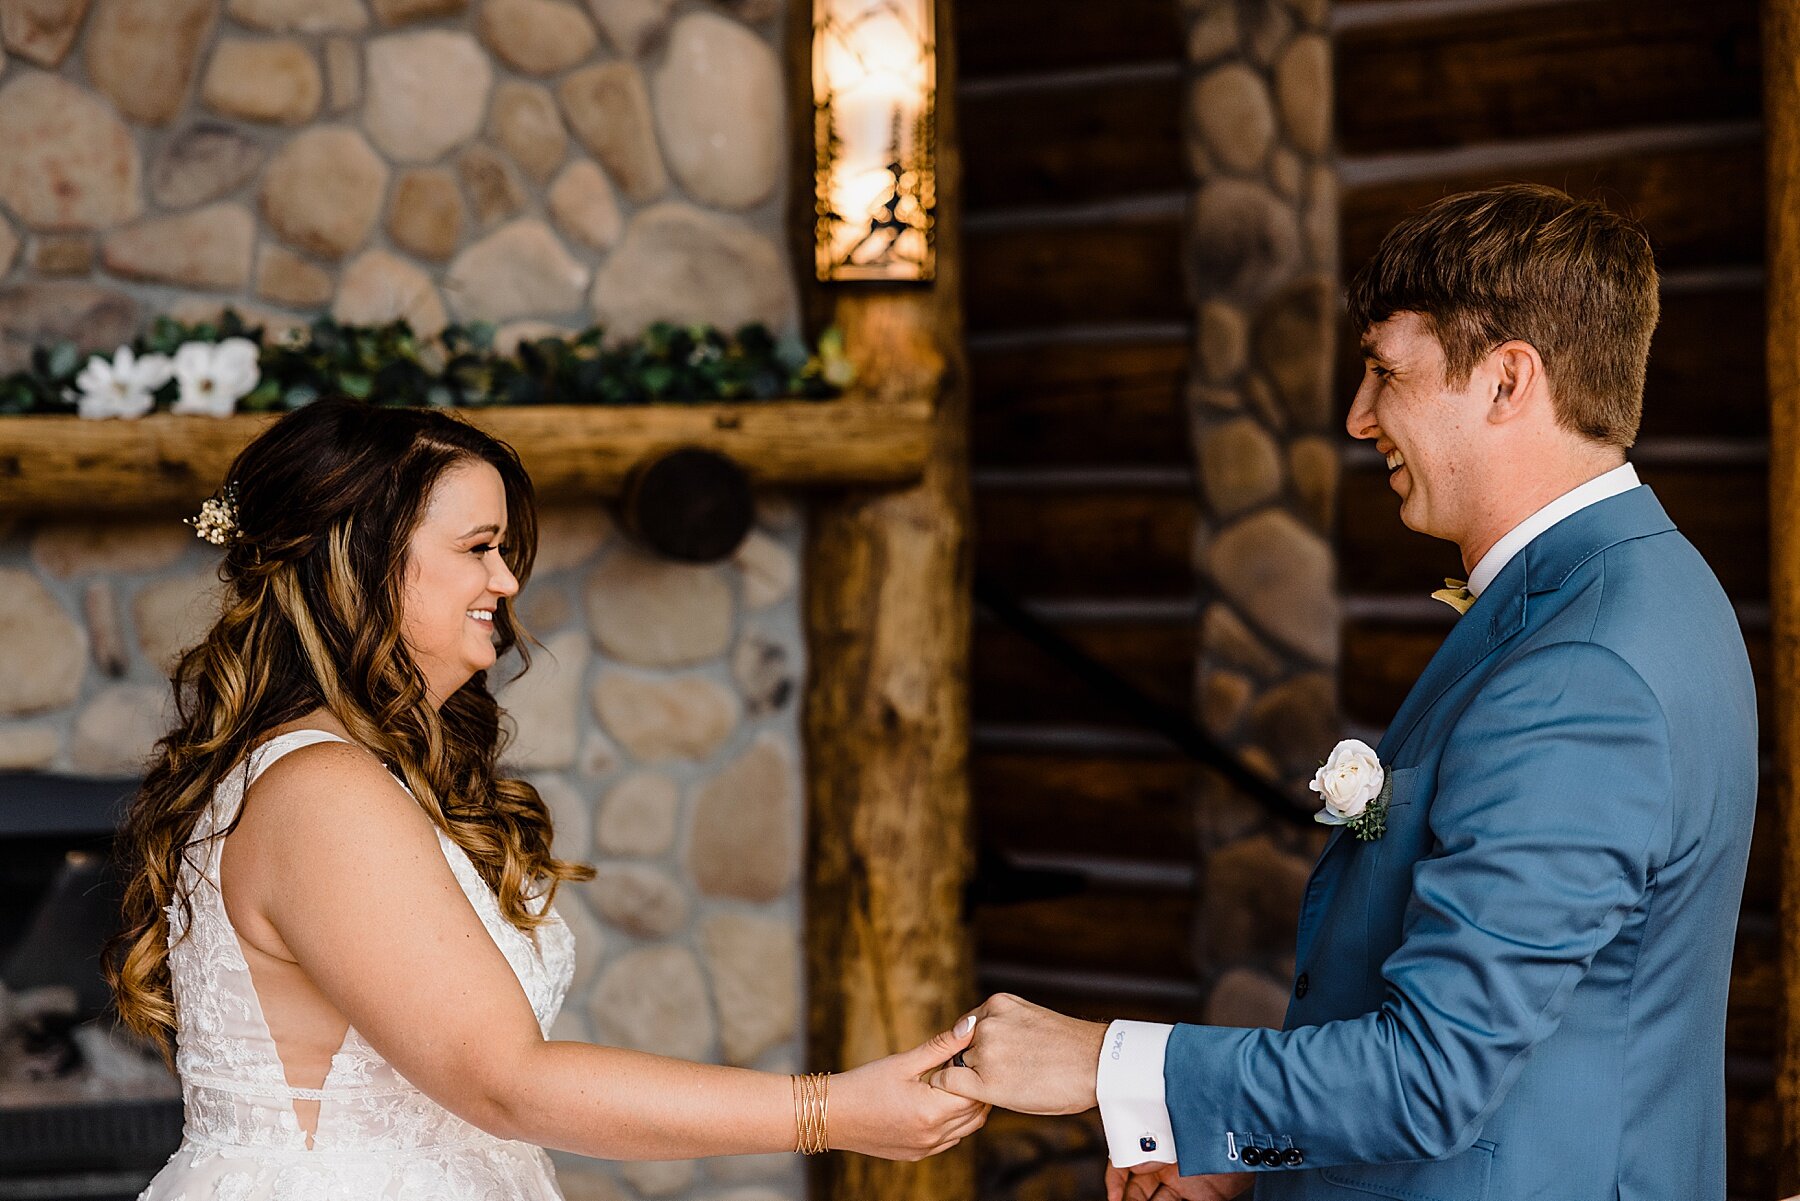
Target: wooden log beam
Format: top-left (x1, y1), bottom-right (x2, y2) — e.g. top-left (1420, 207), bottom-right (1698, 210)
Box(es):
top-left (802, 295), bottom-right (973, 1199)
top-left (0, 400), bottom-right (934, 513)
top-left (1766, 0), bottom-right (1800, 1189)
top-left (1335, 0), bottom-right (1759, 157)
top-left (1341, 138), bottom-right (1764, 274)
top-left (797, 1), bottom-right (976, 1199)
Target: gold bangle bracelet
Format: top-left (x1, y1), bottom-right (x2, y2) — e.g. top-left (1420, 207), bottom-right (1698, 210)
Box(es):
top-left (793, 1074), bottom-right (812, 1155)
top-left (792, 1072), bottom-right (830, 1155)
top-left (807, 1072), bottom-right (828, 1155)
top-left (793, 1073), bottom-right (812, 1155)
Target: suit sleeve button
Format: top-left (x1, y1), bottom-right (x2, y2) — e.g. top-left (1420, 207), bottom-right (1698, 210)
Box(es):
top-left (1282, 1148), bottom-right (1304, 1166)
top-left (1240, 1147), bottom-right (1263, 1166)
top-left (1294, 972), bottom-right (1309, 999)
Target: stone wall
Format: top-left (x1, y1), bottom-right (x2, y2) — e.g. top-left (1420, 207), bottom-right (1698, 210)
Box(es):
top-left (0, 497), bottom-right (810, 1200)
top-left (1186, 0), bottom-right (1340, 1028)
top-left (0, 5), bottom-right (811, 1196)
top-left (0, 0), bottom-right (795, 359)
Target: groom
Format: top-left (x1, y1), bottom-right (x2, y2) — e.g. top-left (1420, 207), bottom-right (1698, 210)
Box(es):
top-left (933, 184), bottom-right (1758, 1200)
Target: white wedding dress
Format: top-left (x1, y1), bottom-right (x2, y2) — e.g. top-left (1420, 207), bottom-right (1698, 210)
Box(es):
top-left (137, 729), bottom-right (576, 1200)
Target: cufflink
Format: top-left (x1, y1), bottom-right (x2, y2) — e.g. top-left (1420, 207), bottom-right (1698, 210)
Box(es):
top-left (1138, 1136), bottom-right (1158, 1153)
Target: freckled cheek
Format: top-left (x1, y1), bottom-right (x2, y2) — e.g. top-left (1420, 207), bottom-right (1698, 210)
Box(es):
top-left (406, 568), bottom-right (474, 651)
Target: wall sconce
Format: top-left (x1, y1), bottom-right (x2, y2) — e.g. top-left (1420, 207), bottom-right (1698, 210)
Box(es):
top-left (812, 0), bottom-right (936, 282)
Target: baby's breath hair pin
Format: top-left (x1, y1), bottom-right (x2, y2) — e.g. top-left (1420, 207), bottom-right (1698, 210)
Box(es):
top-left (185, 482), bottom-right (240, 547)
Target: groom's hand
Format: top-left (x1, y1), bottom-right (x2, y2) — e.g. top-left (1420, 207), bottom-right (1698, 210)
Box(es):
top-left (1106, 1163), bottom-right (1253, 1201)
top-left (926, 993), bottom-right (1106, 1114)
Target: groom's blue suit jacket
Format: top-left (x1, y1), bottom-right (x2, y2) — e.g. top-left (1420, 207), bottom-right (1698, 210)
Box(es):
top-left (1165, 486), bottom-right (1757, 1200)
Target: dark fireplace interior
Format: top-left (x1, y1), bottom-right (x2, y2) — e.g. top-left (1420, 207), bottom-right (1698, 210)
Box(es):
top-left (0, 774), bottom-right (180, 1201)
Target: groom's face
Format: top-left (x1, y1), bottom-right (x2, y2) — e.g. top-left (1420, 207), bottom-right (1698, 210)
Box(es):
top-left (1347, 312), bottom-right (1490, 544)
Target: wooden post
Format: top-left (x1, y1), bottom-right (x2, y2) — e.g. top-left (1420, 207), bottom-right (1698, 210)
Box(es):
top-left (1768, 0), bottom-right (1800, 1190)
top-left (797, 1), bottom-right (977, 1199)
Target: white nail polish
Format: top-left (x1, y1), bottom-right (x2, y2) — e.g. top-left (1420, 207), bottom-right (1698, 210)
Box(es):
top-left (955, 1015), bottom-right (976, 1037)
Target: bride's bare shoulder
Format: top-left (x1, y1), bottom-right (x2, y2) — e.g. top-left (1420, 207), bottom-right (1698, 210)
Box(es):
top-left (223, 727), bottom-right (440, 929)
top-left (240, 728), bottom-right (421, 839)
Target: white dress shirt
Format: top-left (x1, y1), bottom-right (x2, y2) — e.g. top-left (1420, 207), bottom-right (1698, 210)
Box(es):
top-left (1464, 462), bottom-right (1640, 597)
top-left (1094, 461), bottom-right (1642, 1168)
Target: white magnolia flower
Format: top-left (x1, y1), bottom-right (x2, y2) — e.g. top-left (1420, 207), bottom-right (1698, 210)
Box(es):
top-left (1311, 738), bottom-right (1384, 825)
top-left (71, 346), bottom-right (174, 420)
top-left (170, 338), bottom-right (260, 418)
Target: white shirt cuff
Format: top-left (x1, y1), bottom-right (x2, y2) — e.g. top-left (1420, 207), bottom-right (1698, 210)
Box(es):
top-left (1095, 1019), bottom-right (1178, 1166)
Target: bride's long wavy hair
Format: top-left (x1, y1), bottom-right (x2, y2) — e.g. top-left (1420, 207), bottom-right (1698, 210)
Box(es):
top-left (105, 396), bottom-right (593, 1059)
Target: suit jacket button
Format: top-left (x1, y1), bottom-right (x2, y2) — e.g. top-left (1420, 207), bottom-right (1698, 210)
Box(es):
top-left (1240, 1147), bottom-right (1263, 1166)
top-left (1282, 1148), bottom-right (1304, 1167)
top-left (1294, 972), bottom-right (1309, 999)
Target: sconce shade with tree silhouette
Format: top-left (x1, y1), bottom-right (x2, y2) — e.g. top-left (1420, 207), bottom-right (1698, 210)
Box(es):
top-left (811, 0), bottom-right (936, 282)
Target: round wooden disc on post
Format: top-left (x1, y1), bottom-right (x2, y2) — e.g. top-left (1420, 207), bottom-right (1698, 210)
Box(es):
top-left (619, 447), bottom-right (755, 563)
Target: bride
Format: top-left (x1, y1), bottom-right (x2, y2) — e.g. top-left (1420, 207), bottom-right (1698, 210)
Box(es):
top-left (105, 396), bottom-right (986, 1198)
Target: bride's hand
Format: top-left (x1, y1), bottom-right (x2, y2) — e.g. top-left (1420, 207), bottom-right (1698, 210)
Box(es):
top-left (827, 1018), bottom-right (991, 1160)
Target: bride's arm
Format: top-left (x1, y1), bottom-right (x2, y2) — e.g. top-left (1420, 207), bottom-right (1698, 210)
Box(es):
top-left (234, 741), bottom-right (984, 1161)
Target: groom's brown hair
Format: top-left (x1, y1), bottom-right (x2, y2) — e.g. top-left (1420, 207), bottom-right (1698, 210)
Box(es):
top-left (1346, 183), bottom-right (1659, 449)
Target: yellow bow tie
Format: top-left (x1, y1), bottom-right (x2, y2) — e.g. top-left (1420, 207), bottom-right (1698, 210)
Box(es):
top-left (1431, 578), bottom-right (1475, 615)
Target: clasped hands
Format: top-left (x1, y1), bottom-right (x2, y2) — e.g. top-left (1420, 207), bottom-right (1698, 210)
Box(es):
top-left (928, 993), bottom-right (1251, 1201)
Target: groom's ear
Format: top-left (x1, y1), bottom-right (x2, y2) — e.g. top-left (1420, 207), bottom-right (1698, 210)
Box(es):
top-left (1486, 340), bottom-right (1545, 425)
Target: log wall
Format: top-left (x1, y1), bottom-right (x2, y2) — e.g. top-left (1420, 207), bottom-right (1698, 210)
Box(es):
top-left (1764, 0), bottom-right (1800, 1190)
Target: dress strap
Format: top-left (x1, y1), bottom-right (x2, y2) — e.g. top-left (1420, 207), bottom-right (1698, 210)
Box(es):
top-left (244, 729), bottom-right (354, 790)
top-left (206, 729), bottom-right (355, 837)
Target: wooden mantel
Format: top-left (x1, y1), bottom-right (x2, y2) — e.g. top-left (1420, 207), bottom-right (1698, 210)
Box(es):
top-left (0, 399), bottom-right (935, 513)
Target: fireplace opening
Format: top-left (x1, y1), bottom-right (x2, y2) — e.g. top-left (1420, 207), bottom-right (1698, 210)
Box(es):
top-left (0, 774), bottom-right (180, 1201)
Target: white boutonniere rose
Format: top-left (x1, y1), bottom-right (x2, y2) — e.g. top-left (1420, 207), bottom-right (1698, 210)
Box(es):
top-left (1310, 738), bottom-right (1390, 841)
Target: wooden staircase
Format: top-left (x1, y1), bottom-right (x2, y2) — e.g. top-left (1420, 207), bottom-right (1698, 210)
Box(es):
top-left (956, 1), bottom-right (1201, 1195)
top-left (959, 0), bottom-right (1202, 1016)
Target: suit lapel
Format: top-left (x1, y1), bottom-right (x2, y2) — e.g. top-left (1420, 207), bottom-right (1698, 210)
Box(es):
top-left (1301, 486), bottom-right (1676, 907)
top-left (1376, 574), bottom-right (1528, 762)
top-left (1300, 579), bottom-right (1527, 888)
top-left (1375, 484), bottom-right (1675, 764)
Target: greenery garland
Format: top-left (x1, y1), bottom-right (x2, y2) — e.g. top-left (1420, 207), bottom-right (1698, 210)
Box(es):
top-left (0, 311), bottom-right (854, 416)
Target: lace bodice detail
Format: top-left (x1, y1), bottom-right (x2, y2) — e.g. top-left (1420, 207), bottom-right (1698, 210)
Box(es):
top-left (153, 729), bottom-right (574, 1195)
